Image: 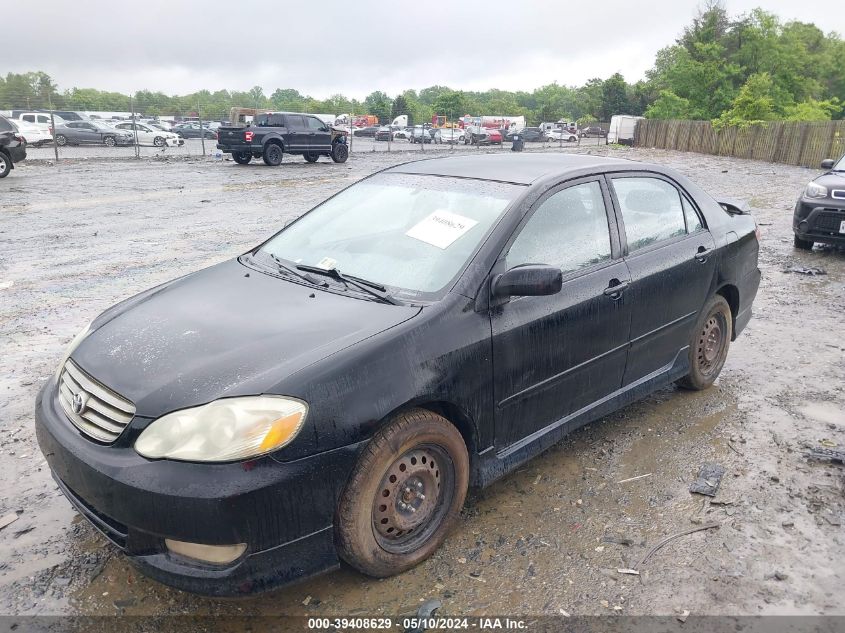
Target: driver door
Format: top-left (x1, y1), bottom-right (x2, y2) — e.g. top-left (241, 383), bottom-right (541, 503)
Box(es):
top-left (305, 116), bottom-right (332, 152)
top-left (491, 178), bottom-right (633, 448)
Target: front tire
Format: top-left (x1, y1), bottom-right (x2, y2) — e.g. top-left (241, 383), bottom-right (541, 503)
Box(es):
top-left (262, 143), bottom-right (283, 166)
top-left (331, 142), bottom-right (349, 163)
top-left (232, 151), bottom-right (252, 164)
top-left (335, 409), bottom-right (468, 577)
top-left (677, 295), bottom-right (732, 391)
top-left (103, 136), bottom-right (116, 147)
top-left (153, 136), bottom-right (165, 147)
top-left (793, 235), bottom-right (814, 250)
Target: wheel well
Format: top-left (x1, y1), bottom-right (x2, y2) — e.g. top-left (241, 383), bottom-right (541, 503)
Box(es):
top-left (265, 138), bottom-right (284, 150)
top-left (381, 401), bottom-right (477, 459)
top-left (716, 284), bottom-right (739, 339)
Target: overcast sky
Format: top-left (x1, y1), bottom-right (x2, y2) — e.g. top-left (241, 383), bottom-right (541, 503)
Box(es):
top-left (6, 0), bottom-right (843, 99)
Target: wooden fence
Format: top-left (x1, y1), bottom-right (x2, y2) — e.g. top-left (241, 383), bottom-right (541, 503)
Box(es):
top-left (634, 119), bottom-right (845, 168)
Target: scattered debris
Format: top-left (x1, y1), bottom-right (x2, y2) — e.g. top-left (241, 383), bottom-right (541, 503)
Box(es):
top-left (302, 595), bottom-right (312, 606)
top-left (782, 266), bottom-right (826, 276)
top-left (0, 513), bottom-right (20, 531)
top-left (0, 280), bottom-right (13, 290)
top-left (616, 473), bottom-right (652, 484)
top-left (690, 463), bottom-right (726, 496)
top-left (617, 568), bottom-right (640, 576)
top-left (559, 609), bottom-right (571, 617)
top-left (677, 610), bottom-right (690, 623)
top-left (767, 571), bottom-right (789, 581)
top-left (602, 536), bottom-right (634, 546)
top-left (404, 600), bottom-right (442, 633)
top-left (639, 523), bottom-right (721, 567)
top-left (781, 520), bottom-right (794, 528)
top-left (806, 447), bottom-right (845, 463)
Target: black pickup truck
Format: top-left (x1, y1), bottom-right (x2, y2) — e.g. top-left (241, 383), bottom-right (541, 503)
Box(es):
top-left (216, 112), bottom-right (349, 166)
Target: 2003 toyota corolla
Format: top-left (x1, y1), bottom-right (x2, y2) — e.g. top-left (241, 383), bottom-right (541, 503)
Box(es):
top-left (36, 154), bottom-right (760, 595)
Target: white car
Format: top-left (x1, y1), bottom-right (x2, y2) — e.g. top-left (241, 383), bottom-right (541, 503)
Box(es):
top-left (546, 128), bottom-right (579, 142)
top-left (112, 121), bottom-right (185, 147)
top-left (12, 119), bottom-right (53, 147)
top-left (438, 127), bottom-right (465, 144)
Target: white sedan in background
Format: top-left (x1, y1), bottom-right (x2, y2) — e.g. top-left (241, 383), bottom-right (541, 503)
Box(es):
top-left (439, 127), bottom-right (465, 144)
top-left (112, 122), bottom-right (185, 147)
top-left (546, 128), bottom-right (579, 142)
top-left (13, 120), bottom-right (53, 147)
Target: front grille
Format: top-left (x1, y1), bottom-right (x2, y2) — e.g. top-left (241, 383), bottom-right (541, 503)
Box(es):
top-left (814, 211), bottom-right (845, 233)
top-left (58, 359), bottom-right (135, 443)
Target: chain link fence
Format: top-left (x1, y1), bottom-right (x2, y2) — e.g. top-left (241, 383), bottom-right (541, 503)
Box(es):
top-left (1, 91), bottom-right (609, 163)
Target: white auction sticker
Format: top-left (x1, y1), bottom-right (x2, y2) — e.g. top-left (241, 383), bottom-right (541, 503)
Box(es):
top-left (405, 210), bottom-right (478, 249)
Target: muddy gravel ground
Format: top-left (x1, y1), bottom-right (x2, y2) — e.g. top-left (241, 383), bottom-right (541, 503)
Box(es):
top-left (0, 144), bottom-right (843, 620)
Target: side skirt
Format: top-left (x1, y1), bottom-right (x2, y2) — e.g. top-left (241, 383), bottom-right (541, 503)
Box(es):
top-left (472, 349), bottom-right (690, 488)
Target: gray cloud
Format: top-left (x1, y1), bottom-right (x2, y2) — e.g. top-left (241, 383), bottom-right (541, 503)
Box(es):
top-left (6, 0), bottom-right (843, 98)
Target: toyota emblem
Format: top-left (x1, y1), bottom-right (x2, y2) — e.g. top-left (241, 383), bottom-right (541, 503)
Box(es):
top-left (71, 391), bottom-right (88, 415)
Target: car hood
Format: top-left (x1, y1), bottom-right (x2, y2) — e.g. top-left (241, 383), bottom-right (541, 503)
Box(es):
top-left (813, 171), bottom-right (845, 190)
top-left (71, 259), bottom-right (422, 418)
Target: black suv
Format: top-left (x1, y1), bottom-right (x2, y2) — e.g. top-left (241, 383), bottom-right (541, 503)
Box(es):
top-left (793, 154), bottom-right (845, 249)
top-left (0, 115), bottom-right (27, 178)
top-left (216, 112), bottom-right (349, 166)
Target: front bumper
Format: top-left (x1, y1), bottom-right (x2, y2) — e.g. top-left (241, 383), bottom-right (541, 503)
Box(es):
top-left (35, 378), bottom-right (363, 595)
top-left (793, 199), bottom-right (845, 245)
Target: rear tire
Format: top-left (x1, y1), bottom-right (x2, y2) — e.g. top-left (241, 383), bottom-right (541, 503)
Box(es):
top-left (331, 142), bottom-right (349, 163)
top-left (55, 135), bottom-right (67, 147)
top-left (335, 409), bottom-right (468, 577)
top-left (677, 295), bottom-right (732, 391)
top-left (232, 151), bottom-right (252, 165)
top-left (262, 143), bottom-right (283, 166)
top-left (0, 152), bottom-right (11, 178)
top-left (793, 235), bottom-right (814, 250)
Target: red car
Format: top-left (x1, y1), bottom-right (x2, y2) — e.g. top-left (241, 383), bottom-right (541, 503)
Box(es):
top-left (464, 126), bottom-right (503, 146)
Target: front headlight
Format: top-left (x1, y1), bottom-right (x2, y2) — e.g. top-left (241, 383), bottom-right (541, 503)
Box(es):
top-left (805, 182), bottom-right (828, 199)
top-left (54, 320), bottom-right (92, 381)
top-left (134, 396), bottom-right (307, 462)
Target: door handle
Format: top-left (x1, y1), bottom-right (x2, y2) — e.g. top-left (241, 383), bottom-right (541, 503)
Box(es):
top-left (603, 279), bottom-right (630, 298)
top-left (694, 246), bottom-right (710, 263)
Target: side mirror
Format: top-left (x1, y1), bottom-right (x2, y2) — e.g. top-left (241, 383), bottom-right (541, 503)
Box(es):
top-left (821, 159), bottom-right (835, 169)
top-left (492, 264), bottom-right (563, 298)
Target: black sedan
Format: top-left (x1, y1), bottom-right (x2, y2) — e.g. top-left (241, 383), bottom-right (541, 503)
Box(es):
top-left (0, 116), bottom-right (26, 178)
top-left (36, 154), bottom-right (760, 596)
top-left (506, 127), bottom-right (545, 142)
top-left (352, 126), bottom-right (380, 137)
top-left (580, 126), bottom-right (607, 138)
top-left (172, 123), bottom-right (217, 139)
top-left (793, 154), bottom-right (845, 249)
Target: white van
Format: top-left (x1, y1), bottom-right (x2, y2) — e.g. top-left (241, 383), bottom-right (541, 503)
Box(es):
top-left (607, 115), bottom-right (644, 145)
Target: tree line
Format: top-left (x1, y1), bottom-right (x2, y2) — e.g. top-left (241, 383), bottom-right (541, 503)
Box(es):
top-left (1, 3), bottom-right (842, 127)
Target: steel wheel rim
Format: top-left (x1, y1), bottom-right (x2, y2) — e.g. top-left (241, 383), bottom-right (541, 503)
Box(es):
top-left (154, 137), bottom-right (164, 147)
top-left (372, 444), bottom-right (455, 554)
top-left (697, 312), bottom-right (727, 376)
top-left (56, 136), bottom-right (66, 146)
top-left (104, 137), bottom-right (115, 146)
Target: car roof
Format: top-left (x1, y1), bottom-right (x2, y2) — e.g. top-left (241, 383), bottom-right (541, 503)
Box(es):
top-left (385, 153), bottom-right (640, 185)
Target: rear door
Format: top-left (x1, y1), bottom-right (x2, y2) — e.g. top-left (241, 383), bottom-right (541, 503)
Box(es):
top-left (284, 115), bottom-right (308, 151)
top-left (608, 173), bottom-right (716, 385)
top-left (491, 177), bottom-right (632, 447)
top-left (305, 116), bottom-right (331, 152)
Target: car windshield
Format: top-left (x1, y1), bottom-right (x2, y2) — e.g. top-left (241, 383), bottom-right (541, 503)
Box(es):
top-left (258, 173), bottom-right (521, 300)
top-left (833, 155), bottom-right (845, 171)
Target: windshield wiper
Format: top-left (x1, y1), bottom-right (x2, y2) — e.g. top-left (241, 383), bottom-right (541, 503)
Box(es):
top-left (268, 254), bottom-right (326, 286)
top-left (296, 264), bottom-right (403, 305)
